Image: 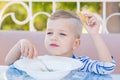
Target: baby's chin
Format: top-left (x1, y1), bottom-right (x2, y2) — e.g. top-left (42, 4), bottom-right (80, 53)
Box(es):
top-left (48, 53), bottom-right (71, 57)
top-left (48, 53), bottom-right (64, 56)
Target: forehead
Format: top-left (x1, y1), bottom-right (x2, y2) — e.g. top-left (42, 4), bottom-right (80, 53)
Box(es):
top-left (47, 18), bottom-right (79, 31)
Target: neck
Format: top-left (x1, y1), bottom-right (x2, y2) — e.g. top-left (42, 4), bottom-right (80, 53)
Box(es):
top-left (50, 53), bottom-right (73, 58)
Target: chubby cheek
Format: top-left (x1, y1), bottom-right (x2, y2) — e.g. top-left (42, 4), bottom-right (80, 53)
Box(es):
top-left (61, 40), bottom-right (74, 49)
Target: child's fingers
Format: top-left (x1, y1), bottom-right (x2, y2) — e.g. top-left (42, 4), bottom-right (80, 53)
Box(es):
top-left (33, 46), bottom-right (38, 58)
top-left (27, 45), bottom-right (38, 59)
top-left (23, 44), bottom-right (29, 57)
top-left (20, 39), bottom-right (38, 59)
top-left (20, 39), bottom-right (28, 56)
top-left (83, 13), bottom-right (97, 26)
top-left (84, 13), bottom-right (93, 18)
top-left (28, 45), bottom-right (34, 59)
top-left (20, 44), bottom-right (24, 54)
top-left (20, 43), bottom-right (25, 56)
top-left (88, 17), bottom-right (96, 26)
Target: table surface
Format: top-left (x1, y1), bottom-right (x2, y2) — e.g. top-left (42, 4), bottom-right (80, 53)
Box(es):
top-left (0, 66), bottom-right (120, 80)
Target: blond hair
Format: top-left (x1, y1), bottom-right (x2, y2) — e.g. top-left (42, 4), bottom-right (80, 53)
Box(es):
top-left (48, 10), bottom-right (82, 38)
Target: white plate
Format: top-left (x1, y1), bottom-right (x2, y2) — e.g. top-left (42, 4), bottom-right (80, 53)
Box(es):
top-left (13, 55), bottom-right (83, 80)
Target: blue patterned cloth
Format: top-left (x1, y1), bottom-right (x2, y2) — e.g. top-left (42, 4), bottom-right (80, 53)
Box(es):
top-left (6, 65), bottom-right (35, 80)
top-left (62, 70), bottom-right (113, 80)
top-left (6, 54), bottom-right (116, 80)
top-left (6, 67), bottom-right (113, 80)
top-left (72, 55), bottom-right (116, 74)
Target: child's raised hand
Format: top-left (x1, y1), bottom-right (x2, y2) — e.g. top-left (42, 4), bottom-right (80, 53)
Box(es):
top-left (82, 13), bottom-right (100, 34)
top-left (20, 39), bottom-right (38, 59)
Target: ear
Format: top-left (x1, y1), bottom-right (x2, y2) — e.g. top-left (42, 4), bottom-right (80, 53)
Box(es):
top-left (73, 39), bottom-right (80, 50)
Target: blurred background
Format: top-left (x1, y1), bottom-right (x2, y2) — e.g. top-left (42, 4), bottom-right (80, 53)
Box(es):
top-left (0, 0), bottom-right (120, 33)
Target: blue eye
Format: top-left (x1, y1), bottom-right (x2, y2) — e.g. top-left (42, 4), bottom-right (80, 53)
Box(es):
top-left (60, 33), bottom-right (66, 36)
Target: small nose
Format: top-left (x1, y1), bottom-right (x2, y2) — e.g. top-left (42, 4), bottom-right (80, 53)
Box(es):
top-left (50, 34), bottom-right (58, 41)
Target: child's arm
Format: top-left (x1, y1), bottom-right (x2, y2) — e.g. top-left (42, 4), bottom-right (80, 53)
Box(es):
top-left (77, 56), bottom-right (115, 74)
top-left (5, 39), bottom-right (38, 65)
top-left (83, 13), bottom-right (112, 62)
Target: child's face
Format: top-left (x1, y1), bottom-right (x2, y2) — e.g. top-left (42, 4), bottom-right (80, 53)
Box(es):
top-left (45, 18), bottom-right (80, 57)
